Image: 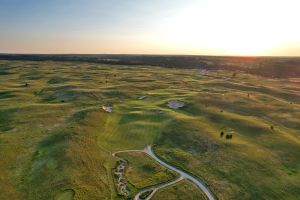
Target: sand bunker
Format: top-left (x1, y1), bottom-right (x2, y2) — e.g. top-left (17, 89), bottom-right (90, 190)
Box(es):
top-left (102, 105), bottom-right (113, 113)
top-left (138, 95), bottom-right (147, 100)
top-left (138, 95), bottom-right (150, 101)
top-left (114, 160), bottom-right (130, 197)
top-left (154, 109), bottom-right (164, 114)
top-left (166, 100), bottom-right (185, 109)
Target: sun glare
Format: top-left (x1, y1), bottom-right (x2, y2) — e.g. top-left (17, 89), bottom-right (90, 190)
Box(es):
top-left (158, 0), bottom-right (300, 55)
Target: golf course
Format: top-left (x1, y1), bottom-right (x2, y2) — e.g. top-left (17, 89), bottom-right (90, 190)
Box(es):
top-left (0, 58), bottom-right (299, 200)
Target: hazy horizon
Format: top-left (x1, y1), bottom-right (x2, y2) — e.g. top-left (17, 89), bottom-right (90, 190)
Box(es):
top-left (1, 0), bottom-right (300, 56)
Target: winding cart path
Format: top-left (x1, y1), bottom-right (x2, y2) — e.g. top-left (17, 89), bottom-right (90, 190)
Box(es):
top-left (112, 145), bottom-right (216, 200)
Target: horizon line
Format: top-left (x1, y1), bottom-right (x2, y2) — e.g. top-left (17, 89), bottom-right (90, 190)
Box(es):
top-left (1, 52), bottom-right (300, 58)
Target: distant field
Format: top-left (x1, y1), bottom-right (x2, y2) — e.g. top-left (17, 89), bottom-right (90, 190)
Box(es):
top-left (0, 59), bottom-right (299, 200)
top-left (1, 54), bottom-right (300, 78)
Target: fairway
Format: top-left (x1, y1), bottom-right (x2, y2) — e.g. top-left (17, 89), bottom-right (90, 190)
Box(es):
top-left (0, 59), bottom-right (300, 200)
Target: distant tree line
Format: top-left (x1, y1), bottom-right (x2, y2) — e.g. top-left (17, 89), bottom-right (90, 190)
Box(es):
top-left (0, 54), bottom-right (299, 78)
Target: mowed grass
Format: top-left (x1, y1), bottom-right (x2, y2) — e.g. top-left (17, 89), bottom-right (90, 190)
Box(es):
top-left (0, 59), bottom-right (299, 200)
top-left (97, 101), bottom-right (173, 151)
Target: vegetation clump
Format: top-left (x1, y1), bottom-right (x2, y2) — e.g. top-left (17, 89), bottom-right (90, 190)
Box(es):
top-left (225, 134), bottom-right (233, 139)
top-left (220, 131), bottom-right (224, 138)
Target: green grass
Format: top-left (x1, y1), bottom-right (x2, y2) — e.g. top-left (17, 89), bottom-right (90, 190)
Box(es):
top-left (0, 91), bottom-right (16, 99)
top-left (152, 180), bottom-right (208, 200)
top-left (0, 108), bottom-right (17, 131)
top-left (0, 59), bottom-right (299, 200)
top-left (48, 76), bottom-right (69, 84)
top-left (117, 151), bottom-right (177, 189)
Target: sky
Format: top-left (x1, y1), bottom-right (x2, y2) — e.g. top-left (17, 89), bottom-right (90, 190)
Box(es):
top-left (0, 0), bottom-right (300, 56)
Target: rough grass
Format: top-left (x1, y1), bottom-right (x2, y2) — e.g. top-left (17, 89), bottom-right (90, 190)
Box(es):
top-left (0, 108), bottom-right (17, 131)
top-left (0, 59), bottom-right (299, 200)
top-left (117, 151), bottom-right (177, 189)
top-left (48, 76), bottom-right (69, 84)
top-left (152, 180), bottom-right (208, 200)
top-left (0, 91), bottom-right (15, 99)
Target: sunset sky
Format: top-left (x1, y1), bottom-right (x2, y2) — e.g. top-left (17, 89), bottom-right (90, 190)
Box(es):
top-left (1, 0), bottom-right (300, 56)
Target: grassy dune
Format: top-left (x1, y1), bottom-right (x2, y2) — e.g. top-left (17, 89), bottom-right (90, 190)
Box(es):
top-left (0, 60), bottom-right (299, 200)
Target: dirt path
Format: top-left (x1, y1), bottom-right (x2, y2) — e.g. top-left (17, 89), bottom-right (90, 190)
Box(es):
top-left (112, 145), bottom-right (216, 200)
